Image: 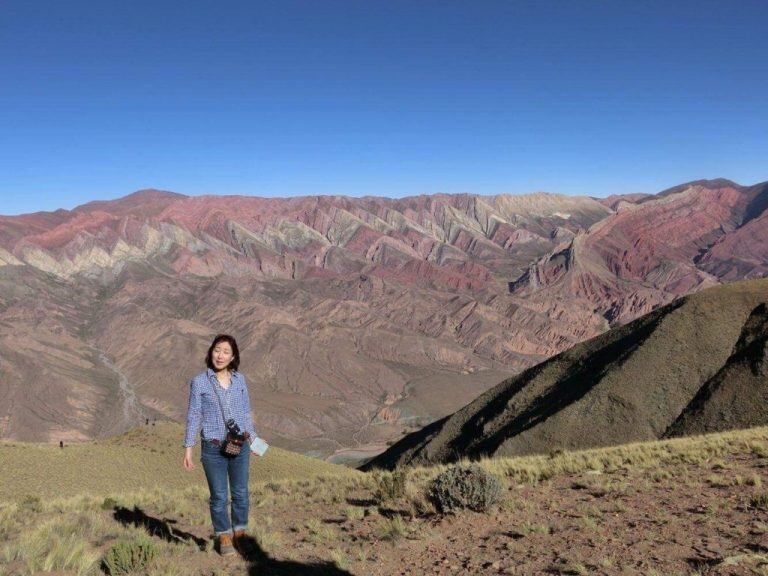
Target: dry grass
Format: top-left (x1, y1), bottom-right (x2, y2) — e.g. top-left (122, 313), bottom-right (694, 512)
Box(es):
top-left (251, 522), bottom-right (283, 552)
top-left (374, 516), bottom-right (409, 542)
top-left (517, 521), bottom-right (551, 536)
top-left (0, 422), bottom-right (359, 501)
top-left (751, 492), bottom-right (768, 511)
top-left (344, 506), bottom-right (365, 522)
top-left (329, 548), bottom-right (350, 570)
top-left (2, 514), bottom-right (111, 575)
top-left (371, 469), bottom-right (408, 503)
top-left (403, 426), bottom-right (768, 489)
top-left (0, 425), bottom-right (766, 575)
top-left (304, 518), bottom-right (336, 545)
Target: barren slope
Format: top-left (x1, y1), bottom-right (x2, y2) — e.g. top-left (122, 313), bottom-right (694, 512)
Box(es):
top-left (364, 279), bottom-right (768, 469)
top-left (665, 301), bottom-right (768, 437)
top-left (1, 180), bottom-right (768, 455)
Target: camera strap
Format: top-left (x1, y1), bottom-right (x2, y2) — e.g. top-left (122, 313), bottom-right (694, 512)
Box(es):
top-left (210, 374), bottom-right (233, 427)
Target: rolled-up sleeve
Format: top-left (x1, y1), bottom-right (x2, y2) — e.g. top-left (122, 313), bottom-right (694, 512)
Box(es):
top-left (184, 377), bottom-right (202, 447)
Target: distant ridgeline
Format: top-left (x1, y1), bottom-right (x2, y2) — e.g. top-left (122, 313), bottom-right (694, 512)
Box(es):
top-left (1, 179), bottom-right (768, 456)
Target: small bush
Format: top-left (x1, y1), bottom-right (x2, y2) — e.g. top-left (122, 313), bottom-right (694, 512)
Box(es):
top-left (580, 516), bottom-right (598, 531)
top-left (428, 464), bottom-right (502, 513)
top-left (518, 521), bottom-right (551, 535)
top-left (102, 535), bottom-right (157, 575)
top-left (375, 516), bottom-right (408, 542)
top-left (404, 482), bottom-right (436, 517)
top-left (373, 469), bottom-right (408, 503)
top-left (706, 475), bottom-right (731, 488)
top-left (101, 497), bottom-right (118, 511)
top-left (750, 492), bottom-right (768, 511)
top-left (305, 518), bottom-right (335, 545)
top-left (344, 506), bottom-right (365, 522)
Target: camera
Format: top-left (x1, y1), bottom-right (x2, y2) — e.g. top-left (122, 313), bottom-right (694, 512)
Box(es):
top-left (225, 418), bottom-right (242, 436)
top-left (220, 418), bottom-right (248, 457)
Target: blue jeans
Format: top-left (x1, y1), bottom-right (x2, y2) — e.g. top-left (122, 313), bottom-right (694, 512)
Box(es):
top-left (200, 440), bottom-right (250, 535)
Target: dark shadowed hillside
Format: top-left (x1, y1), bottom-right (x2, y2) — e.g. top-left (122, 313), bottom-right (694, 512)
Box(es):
top-left (664, 301), bottom-right (768, 437)
top-left (363, 279), bottom-right (768, 470)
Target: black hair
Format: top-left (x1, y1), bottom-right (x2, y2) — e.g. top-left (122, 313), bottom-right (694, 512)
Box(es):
top-left (205, 334), bottom-right (240, 371)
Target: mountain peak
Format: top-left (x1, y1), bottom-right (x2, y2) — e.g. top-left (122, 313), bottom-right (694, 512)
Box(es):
top-left (73, 188), bottom-right (188, 217)
top-left (657, 178), bottom-right (741, 198)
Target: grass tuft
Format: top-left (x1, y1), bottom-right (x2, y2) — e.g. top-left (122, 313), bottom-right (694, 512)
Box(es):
top-left (375, 516), bottom-right (409, 542)
top-left (372, 469), bottom-right (408, 503)
top-left (102, 534), bottom-right (158, 575)
top-left (750, 492), bottom-right (768, 511)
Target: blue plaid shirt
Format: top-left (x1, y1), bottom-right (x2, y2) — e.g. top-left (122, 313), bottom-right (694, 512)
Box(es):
top-left (184, 369), bottom-right (258, 447)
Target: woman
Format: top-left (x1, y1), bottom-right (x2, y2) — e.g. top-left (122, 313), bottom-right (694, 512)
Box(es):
top-left (183, 334), bottom-right (258, 556)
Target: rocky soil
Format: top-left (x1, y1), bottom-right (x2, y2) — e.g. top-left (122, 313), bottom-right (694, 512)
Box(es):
top-left (114, 438), bottom-right (768, 575)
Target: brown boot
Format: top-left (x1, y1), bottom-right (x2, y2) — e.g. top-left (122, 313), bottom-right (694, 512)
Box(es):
top-left (217, 532), bottom-right (235, 556)
top-left (233, 529), bottom-right (247, 542)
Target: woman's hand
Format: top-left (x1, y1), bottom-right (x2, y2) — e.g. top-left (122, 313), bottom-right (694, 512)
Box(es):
top-left (183, 447), bottom-right (195, 471)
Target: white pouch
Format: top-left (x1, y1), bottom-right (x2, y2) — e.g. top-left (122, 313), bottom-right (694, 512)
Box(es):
top-left (250, 436), bottom-right (269, 456)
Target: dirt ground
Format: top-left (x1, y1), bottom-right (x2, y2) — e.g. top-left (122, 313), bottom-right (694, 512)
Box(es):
top-left (128, 448), bottom-right (768, 576)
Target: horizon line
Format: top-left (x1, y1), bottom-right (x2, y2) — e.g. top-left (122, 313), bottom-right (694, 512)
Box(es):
top-left (3, 176), bottom-right (764, 218)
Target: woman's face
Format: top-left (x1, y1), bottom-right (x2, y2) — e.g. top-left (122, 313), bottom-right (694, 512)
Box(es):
top-left (212, 341), bottom-right (234, 371)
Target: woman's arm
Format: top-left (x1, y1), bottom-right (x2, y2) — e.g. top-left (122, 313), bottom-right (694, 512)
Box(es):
top-left (183, 377), bottom-right (202, 448)
top-left (183, 446), bottom-right (195, 471)
top-left (241, 376), bottom-right (258, 440)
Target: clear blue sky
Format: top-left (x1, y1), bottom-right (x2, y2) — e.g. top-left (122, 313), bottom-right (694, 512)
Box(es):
top-left (1, 0), bottom-right (767, 215)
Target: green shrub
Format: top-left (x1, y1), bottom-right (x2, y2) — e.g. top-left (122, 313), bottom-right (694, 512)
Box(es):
top-left (428, 464), bottom-right (502, 513)
top-left (102, 535), bottom-right (157, 575)
top-left (373, 469), bottom-right (408, 503)
top-left (101, 497), bottom-right (118, 511)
